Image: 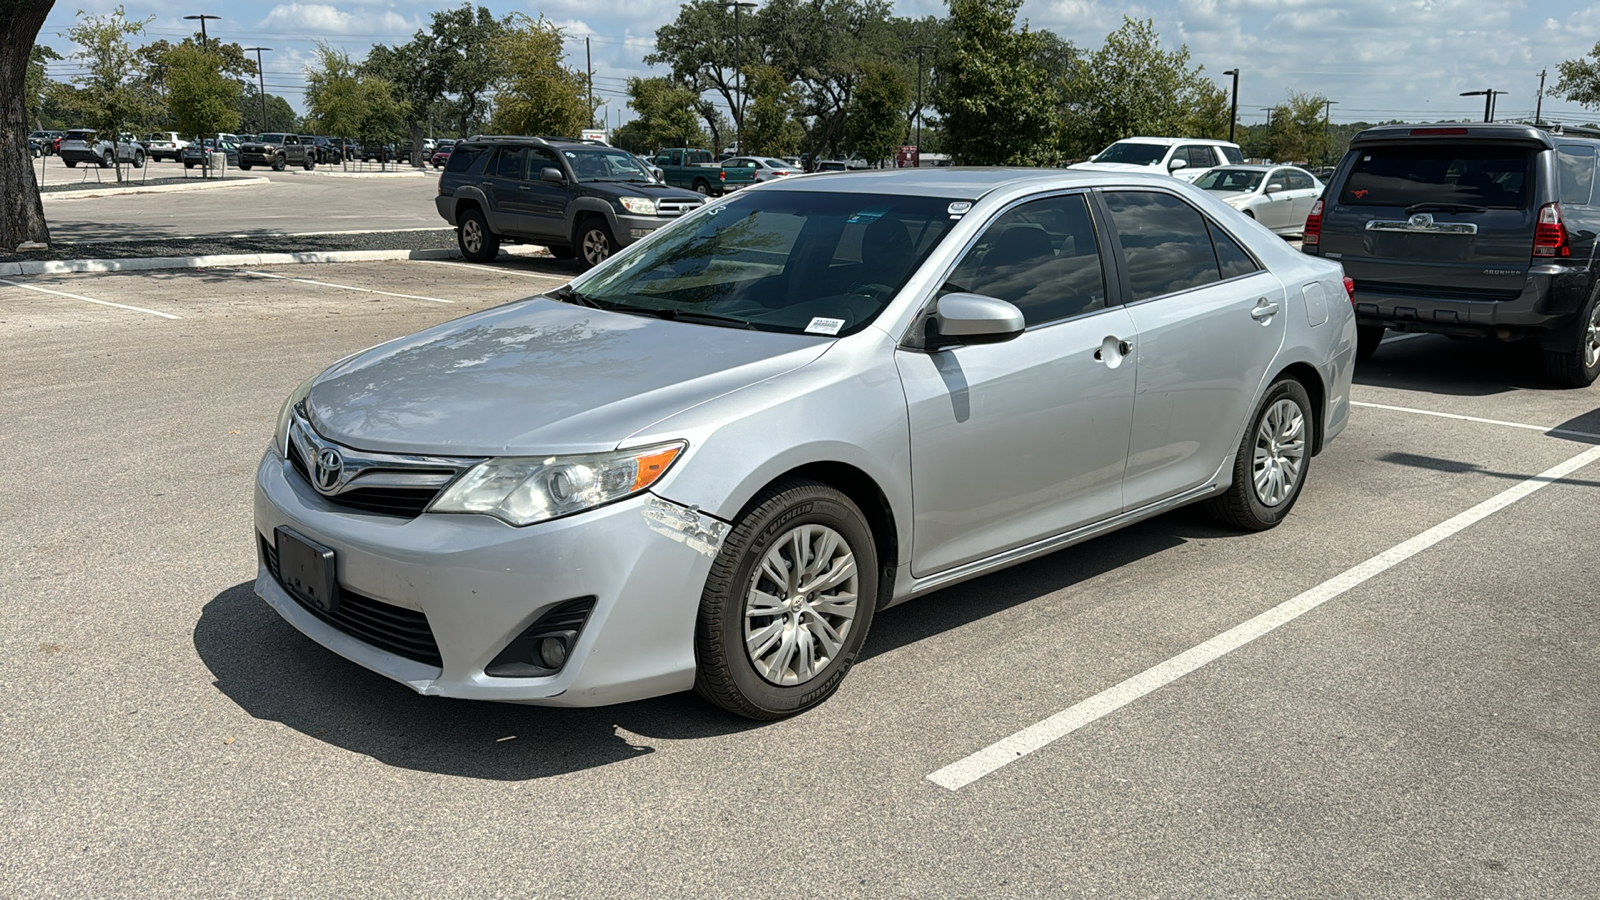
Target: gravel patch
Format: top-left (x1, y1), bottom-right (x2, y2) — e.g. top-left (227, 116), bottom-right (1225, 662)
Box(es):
top-left (0, 229), bottom-right (460, 263)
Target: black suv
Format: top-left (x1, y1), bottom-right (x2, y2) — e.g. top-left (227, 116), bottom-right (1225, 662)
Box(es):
top-left (1305, 123), bottom-right (1600, 386)
top-left (434, 135), bottom-right (706, 268)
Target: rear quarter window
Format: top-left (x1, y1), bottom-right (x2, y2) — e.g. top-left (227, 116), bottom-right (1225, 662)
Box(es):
top-left (1339, 143), bottom-right (1531, 209)
top-left (1557, 144), bottom-right (1596, 206)
top-left (444, 145), bottom-right (485, 175)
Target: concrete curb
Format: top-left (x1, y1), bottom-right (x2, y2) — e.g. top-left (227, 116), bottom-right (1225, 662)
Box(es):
top-left (0, 245), bottom-right (551, 277)
top-left (288, 168), bottom-right (432, 178)
top-left (40, 176), bottom-right (271, 201)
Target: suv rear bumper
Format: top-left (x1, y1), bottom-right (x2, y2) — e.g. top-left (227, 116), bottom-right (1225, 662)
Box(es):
top-left (1351, 263), bottom-right (1592, 336)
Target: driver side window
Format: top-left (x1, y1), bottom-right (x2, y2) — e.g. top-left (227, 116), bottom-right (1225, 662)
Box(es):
top-left (941, 194), bottom-right (1107, 327)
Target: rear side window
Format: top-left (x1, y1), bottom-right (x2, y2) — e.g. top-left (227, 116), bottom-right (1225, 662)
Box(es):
top-left (1286, 171), bottom-right (1314, 191)
top-left (1220, 146), bottom-right (1245, 165)
top-left (1103, 191), bottom-right (1222, 301)
top-left (1557, 144), bottom-right (1596, 206)
top-left (1339, 143), bottom-right (1531, 209)
top-left (1208, 220), bottom-right (1260, 280)
top-left (444, 144), bottom-right (484, 174)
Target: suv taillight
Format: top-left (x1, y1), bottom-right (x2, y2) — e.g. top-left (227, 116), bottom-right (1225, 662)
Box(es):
top-left (1534, 202), bottom-right (1570, 258)
top-left (1302, 198), bottom-right (1324, 246)
top-left (1343, 276), bottom-right (1355, 303)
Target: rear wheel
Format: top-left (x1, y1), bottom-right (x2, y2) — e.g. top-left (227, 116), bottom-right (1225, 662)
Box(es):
top-left (303, 155), bottom-right (315, 171)
top-left (1542, 288), bottom-right (1600, 387)
top-left (184, 160), bottom-right (195, 169)
top-left (1355, 324), bottom-right (1385, 362)
top-left (131, 150), bottom-right (144, 168)
top-left (456, 208), bottom-right (500, 263)
top-left (576, 217), bottom-right (616, 270)
top-left (1207, 378), bottom-right (1313, 531)
top-left (65, 160), bottom-right (77, 168)
top-left (239, 162), bottom-right (251, 171)
top-left (695, 479), bottom-right (879, 720)
top-left (692, 179), bottom-right (710, 196)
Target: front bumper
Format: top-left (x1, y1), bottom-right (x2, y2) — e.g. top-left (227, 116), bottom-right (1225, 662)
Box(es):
top-left (614, 213), bottom-right (674, 246)
top-left (253, 449), bottom-right (725, 706)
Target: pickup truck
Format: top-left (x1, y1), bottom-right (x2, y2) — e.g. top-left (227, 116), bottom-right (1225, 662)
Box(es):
top-left (649, 148), bottom-right (722, 195)
top-left (239, 133), bottom-right (315, 171)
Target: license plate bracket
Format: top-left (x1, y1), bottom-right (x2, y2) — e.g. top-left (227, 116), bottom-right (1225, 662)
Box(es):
top-left (274, 526), bottom-right (339, 614)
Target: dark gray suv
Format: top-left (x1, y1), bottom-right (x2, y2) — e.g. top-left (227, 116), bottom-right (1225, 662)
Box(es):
top-left (435, 136), bottom-right (706, 269)
top-left (1305, 124), bottom-right (1600, 386)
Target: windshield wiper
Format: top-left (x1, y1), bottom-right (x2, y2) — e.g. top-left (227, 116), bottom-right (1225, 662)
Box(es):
top-left (596, 302), bottom-right (756, 330)
top-left (1405, 202), bottom-right (1488, 215)
top-left (547, 284), bottom-right (603, 308)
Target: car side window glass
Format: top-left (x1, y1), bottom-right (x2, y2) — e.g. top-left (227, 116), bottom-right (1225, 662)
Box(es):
top-left (493, 147), bottom-right (528, 180)
top-left (1220, 145), bottom-right (1245, 164)
top-left (941, 194), bottom-right (1107, 327)
top-left (1557, 145), bottom-right (1596, 206)
top-left (1103, 190), bottom-right (1221, 301)
top-left (1286, 171), bottom-right (1313, 191)
top-left (530, 148), bottom-right (560, 180)
top-left (1208, 220), bottom-right (1259, 280)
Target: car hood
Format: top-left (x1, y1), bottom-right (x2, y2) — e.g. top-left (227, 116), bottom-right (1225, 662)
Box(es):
top-left (306, 298), bottom-right (831, 456)
top-left (1207, 190), bottom-right (1256, 203)
top-left (590, 181), bottom-right (705, 202)
top-left (1069, 161), bottom-right (1165, 173)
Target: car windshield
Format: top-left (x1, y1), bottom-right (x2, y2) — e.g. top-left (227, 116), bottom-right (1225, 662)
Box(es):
top-left (564, 148), bottom-right (653, 183)
top-left (1093, 142), bottom-right (1167, 165)
top-left (569, 190), bottom-right (964, 336)
top-left (1195, 168), bottom-right (1266, 192)
top-left (66, 131), bottom-right (94, 140)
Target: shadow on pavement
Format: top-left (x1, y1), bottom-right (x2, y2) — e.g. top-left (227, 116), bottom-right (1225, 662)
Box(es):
top-left (1353, 334), bottom-right (1548, 397)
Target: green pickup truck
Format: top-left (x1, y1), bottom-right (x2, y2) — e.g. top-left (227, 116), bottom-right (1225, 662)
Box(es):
top-left (650, 148), bottom-right (722, 196)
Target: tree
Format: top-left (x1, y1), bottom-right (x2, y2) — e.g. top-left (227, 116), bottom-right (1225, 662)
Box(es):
top-left (433, 4), bottom-right (506, 138)
top-left (305, 43), bottom-right (406, 167)
top-left (648, 1), bottom-right (744, 149)
top-left (237, 85), bottom-right (297, 134)
top-left (164, 44), bottom-right (241, 147)
top-left (61, 5), bottom-right (156, 181)
top-left (25, 45), bottom-right (61, 131)
top-left (489, 14), bottom-right (589, 137)
top-left (740, 65), bottom-right (804, 156)
top-left (622, 76), bottom-right (708, 151)
top-left (1264, 92), bottom-right (1332, 165)
top-left (3, 0), bottom-right (55, 249)
top-left (842, 61), bottom-right (907, 164)
top-left (937, 0), bottom-right (1056, 165)
top-left (756, 0), bottom-right (897, 161)
top-left (1557, 42), bottom-right (1600, 109)
top-left (1061, 17), bottom-right (1224, 158)
top-left (363, 39), bottom-right (446, 166)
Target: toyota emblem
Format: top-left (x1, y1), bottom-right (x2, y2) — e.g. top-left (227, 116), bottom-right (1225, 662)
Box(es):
top-left (312, 447), bottom-right (344, 493)
top-left (1409, 212), bottom-right (1434, 228)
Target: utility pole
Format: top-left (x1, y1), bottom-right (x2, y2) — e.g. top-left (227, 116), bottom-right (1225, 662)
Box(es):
top-left (1223, 68), bottom-right (1239, 144)
top-left (243, 47), bottom-right (271, 133)
top-left (723, 1), bottom-right (757, 155)
top-left (913, 44), bottom-right (934, 166)
top-left (1460, 88), bottom-right (1505, 123)
top-left (1536, 68), bottom-right (1547, 124)
top-left (183, 14), bottom-right (220, 52)
top-left (586, 36), bottom-right (595, 129)
top-left (1322, 99), bottom-right (1339, 167)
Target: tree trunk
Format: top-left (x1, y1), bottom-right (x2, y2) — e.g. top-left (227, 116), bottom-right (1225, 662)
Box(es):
top-left (410, 122), bottom-right (424, 169)
top-left (1, 0), bottom-right (55, 250)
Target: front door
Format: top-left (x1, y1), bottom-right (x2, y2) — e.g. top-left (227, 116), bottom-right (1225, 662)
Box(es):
top-left (525, 147), bottom-right (570, 239)
top-left (898, 193), bottom-right (1138, 577)
top-left (1099, 190), bottom-right (1288, 508)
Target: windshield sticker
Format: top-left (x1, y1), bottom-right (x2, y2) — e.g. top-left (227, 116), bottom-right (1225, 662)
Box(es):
top-left (947, 201), bottom-right (972, 215)
top-left (846, 208), bottom-right (888, 225)
top-left (805, 317), bottom-right (846, 336)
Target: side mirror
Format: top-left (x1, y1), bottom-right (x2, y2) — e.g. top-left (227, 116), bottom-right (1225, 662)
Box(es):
top-left (1265, 182), bottom-right (1285, 194)
top-left (1168, 157), bottom-right (1189, 171)
top-left (541, 167), bottom-right (566, 184)
top-left (929, 293), bottom-right (1026, 348)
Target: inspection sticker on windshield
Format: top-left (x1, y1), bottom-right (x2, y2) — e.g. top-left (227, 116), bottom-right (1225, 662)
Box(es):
top-left (948, 201), bottom-right (972, 215)
top-left (806, 317), bottom-right (846, 335)
top-left (846, 207), bottom-right (888, 225)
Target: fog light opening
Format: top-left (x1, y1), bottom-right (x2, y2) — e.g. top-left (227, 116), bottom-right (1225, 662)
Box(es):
top-left (538, 636), bottom-right (569, 669)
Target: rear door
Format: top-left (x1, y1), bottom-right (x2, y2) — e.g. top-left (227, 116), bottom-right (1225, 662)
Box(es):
top-left (483, 146), bottom-right (534, 234)
top-left (1319, 140), bottom-right (1540, 299)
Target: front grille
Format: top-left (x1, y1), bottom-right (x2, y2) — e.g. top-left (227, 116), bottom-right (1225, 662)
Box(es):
top-left (284, 408), bottom-right (478, 519)
top-left (657, 199), bottom-right (704, 217)
top-left (286, 449), bottom-right (445, 517)
top-left (261, 534), bottom-right (443, 668)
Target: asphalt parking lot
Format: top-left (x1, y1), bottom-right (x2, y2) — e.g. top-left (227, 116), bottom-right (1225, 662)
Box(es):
top-left (3, 258), bottom-right (1598, 897)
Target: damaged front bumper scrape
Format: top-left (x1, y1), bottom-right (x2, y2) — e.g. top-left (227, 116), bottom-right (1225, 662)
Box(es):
top-left (253, 449), bottom-right (730, 707)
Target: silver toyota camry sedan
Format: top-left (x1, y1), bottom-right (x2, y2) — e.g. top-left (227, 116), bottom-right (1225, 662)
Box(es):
top-left (255, 168), bottom-right (1355, 720)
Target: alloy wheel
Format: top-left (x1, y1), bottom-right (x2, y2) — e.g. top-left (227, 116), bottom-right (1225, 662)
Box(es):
top-left (461, 219), bottom-right (483, 255)
top-left (1252, 398), bottom-right (1306, 507)
top-left (582, 228), bottom-right (611, 267)
top-left (743, 524), bottom-right (859, 686)
top-left (1586, 302), bottom-right (1600, 370)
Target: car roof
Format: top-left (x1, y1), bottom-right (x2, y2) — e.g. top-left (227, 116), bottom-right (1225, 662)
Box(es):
top-left (1209, 164), bottom-right (1291, 172)
top-left (1111, 136), bottom-right (1241, 148)
top-left (1348, 122), bottom-right (1600, 150)
top-left (757, 167), bottom-right (1188, 198)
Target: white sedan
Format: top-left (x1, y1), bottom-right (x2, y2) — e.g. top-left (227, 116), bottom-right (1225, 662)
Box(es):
top-left (1195, 165), bottom-right (1324, 236)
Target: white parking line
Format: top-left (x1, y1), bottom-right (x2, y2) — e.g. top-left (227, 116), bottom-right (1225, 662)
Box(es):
top-left (1350, 400), bottom-right (1600, 441)
top-left (1382, 332), bottom-right (1427, 343)
top-left (410, 259), bottom-right (569, 280)
top-left (240, 270), bottom-right (454, 304)
top-left (0, 277), bottom-right (181, 319)
top-left (926, 443), bottom-right (1600, 791)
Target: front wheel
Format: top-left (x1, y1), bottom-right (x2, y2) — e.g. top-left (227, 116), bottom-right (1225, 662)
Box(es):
top-left (98, 153), bottom-right (111, 168)
top-left (1207, 378), bottom-right (1313, 531)
top-left (65, 160), bottom-right (77, 168)
top-left (271, 154), bottom-right (286, 171)
top-left (131, 151), bottom-right (144, 168)
top-left (304, 156), bottom-right (315, 171)
top-left (1355, 324), bottom-right (1384, 362)
top-left (576, 217), bottom-right (616, 270)
top-left (1542, 288), bottom-right (1600, 388)
top-left (456, 208), bottom-right (500, 263)
top-left (184, 160), bottom-right (195, 169)
top-left (695, 480), bottom-right (879, 720)
top-left (239, 162), bottom-right (251, 171)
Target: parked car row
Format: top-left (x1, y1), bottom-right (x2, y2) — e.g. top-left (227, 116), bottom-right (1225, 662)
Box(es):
top-left (58, 129), bottom-right (146, 168)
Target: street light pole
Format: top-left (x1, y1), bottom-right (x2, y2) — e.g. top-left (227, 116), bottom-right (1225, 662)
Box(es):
top-left (1223, 68), bottom-right (1239, 144)
top-left (182, 14), bottom-right (220, 52)
top-left (243, 46), bottom-right (271, 133)
top-left (723, 1), bottom-right (756, 155)
top-left (913, 44), bottom-right (933, 167)
top-left (1322, 99), bottom-right (1339, 167)
top-left (1460, 88), bottom-right (1505, 123)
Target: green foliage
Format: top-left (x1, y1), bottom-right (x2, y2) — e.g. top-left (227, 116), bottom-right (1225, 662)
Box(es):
top-left (305, 42), bottom-right (406, 145)
top-left (1061, 17), bottom-right (1225, 158)
top-left (647, 0), bottom-right (743, 143)
top-left (62, 5), bottom-right (158, 139)
top-left (623, 76), bottom-right (708, 151)
top-left (1264, 92), bottom-right (1333, 165)
top-left (25, 45), bottom-right (61, 129)
top-left (1557, 42), bottom-right (1600, 109)
top-left (432, 4), bottom-right (507, 136)
top-left (489, 13), bottom-right (590, 137)
top-left (164, 43), bottom-right (240, 140)
top-left (843, 61), bottom-right (908, 164)
top-left (938, 0), bottom-right (1056, 165)
top-left (741, 66), bottom-right (804, 156)
top-left (237, 85), bottom-right (297, 134)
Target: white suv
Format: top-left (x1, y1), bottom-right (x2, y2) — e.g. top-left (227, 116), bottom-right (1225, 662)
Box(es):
top-left (145, 132), bottom-right (189, 162)
top-left (1071, 137), bottom-right (1244, 183)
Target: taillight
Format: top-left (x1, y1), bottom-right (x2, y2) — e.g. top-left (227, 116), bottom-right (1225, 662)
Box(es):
top-left (1302, 198), bottom-right (1324, 246)
top-left (719, 171), bottom-right (726, 181)
top-left (1343, 276), bottom-right (1355, 303)
top-left (1534, 202), bottom-right (1570, 258)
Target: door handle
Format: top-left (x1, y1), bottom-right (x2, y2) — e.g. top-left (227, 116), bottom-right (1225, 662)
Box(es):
top-left (1251, 299), bottom-right (1280, 320)
top-left (1093, 338), bottom-right (1134, 362)
top-left (518, 184), bottom-right (531, 191)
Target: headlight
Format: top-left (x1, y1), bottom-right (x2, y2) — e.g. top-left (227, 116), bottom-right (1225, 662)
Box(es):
top-left (618, 197), bottom-right (657, 215)
top-left (272, 374), bottom-right (317, 456)
top-left (429, 442), bottom-right (686, 526)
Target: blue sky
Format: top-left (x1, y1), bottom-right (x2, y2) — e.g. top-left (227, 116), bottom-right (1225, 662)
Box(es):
top-left (37, 0), bottom-right (1600, 129)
